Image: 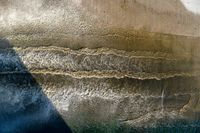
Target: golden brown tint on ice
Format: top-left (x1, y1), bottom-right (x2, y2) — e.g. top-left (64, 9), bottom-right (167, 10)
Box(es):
top-left (0, 0), bottom-right (200, 132)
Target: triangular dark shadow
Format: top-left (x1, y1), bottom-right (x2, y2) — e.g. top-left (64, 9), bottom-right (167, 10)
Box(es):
top-left (0, 39), bottom-right (72, 133)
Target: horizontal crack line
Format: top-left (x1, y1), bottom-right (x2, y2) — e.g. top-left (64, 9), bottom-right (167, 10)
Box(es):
top-left (0, 70), bottom-right (199, 80)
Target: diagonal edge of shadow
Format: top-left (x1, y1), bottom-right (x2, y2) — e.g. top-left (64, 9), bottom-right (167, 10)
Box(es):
top-left (0, 39), bottom-right (72, 133)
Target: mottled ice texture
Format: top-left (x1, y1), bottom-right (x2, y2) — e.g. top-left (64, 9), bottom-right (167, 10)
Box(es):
top-left (0, 0), bottom-right (200, 132)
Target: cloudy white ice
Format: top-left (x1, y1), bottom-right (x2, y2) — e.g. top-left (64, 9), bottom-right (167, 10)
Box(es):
top-left (181, 0), bottom-right (200, 14)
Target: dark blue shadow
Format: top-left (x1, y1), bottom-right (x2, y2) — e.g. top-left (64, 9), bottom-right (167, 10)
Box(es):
top-left (0, 39), bottom-right (72, 133)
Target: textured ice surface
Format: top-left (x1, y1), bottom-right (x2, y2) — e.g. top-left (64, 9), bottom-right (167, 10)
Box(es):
top-left (0, 0), bottom-right (200, 132)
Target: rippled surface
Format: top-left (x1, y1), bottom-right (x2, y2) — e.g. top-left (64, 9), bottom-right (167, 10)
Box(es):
top-left (0, 43), bottom-right (200, 132)
top-left (0, 0), bottom-right (200, 132)
top-left (0, 40), bottom-right (71, 133)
